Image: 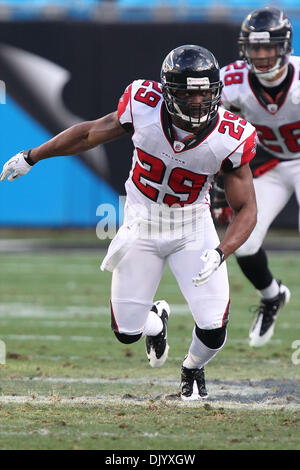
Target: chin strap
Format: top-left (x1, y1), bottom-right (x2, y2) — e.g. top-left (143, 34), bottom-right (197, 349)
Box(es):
top-left (257, 64), bottom-right (288, 87)
top-left (173, 102), bottom-right (209, 126)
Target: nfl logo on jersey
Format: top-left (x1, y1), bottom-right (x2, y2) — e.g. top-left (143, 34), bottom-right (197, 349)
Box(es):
top-left (267, 103), bottom-right (278, 114)
top-left (173, 141), bottom-right (185, 151)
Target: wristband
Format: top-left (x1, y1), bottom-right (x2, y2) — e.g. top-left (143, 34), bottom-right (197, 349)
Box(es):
top-left (23, 149), bottom-right (36, 166)
top-left (215, 248), bottom-right (225, 265)
top-left (214, 183), bottom-right (225, 194)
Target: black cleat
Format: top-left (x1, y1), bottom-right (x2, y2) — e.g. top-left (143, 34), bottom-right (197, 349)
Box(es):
top-left (249, 282), bottom-right (291, 347)
top-left (146, 300), bottom-right (170, 367)
top-left (181, 365), bottom-right (208, 401)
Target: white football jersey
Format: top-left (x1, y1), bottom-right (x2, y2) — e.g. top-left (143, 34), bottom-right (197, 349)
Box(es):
top-left (221, 57), bottom-right (300, 160)
top-left (118, 79), bottom-right (256, 213)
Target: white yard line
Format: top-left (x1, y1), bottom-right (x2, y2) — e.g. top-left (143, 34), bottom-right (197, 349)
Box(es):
top-left (0, 333), bottom-right (284, 346)
top-left (1, 303), bottom-right (299, 325)
top-left (2, 334), bottom-right (97, 342)
top-left (0, 354), bottom-right (284, 364)
top-left (0, 320), bottom-right (106, 329)
top-left (0, 303), bottom-right (191, 318)
top-left (2, 303), bottom-right (299, 323)
top-left (0, 303), bottom-right (109, 318)
top-left (1, 317), bottom-right (299, 332)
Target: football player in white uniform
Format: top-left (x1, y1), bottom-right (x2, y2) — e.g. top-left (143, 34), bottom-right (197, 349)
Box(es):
top-left (1, 45), bottom-right (257, 400)
top-left (215, 7), bottom-right (296, 347)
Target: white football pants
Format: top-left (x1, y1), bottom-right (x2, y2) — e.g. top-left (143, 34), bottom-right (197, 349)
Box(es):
top-left (109, 209), bottom-right (230, 335)
top-left (236, 159), bottom-right (300, 257)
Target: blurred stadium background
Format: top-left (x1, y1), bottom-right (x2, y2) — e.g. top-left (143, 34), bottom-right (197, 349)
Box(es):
top-left (1, 1), bottom-right (300, 451)
top-left (0, 0), bottom-right (299, 235)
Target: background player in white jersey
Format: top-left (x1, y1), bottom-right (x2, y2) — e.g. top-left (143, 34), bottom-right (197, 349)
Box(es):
top-left (215, 7), bottom-right (297, 347)
top-left (1, 45), bottom-right (257, 400)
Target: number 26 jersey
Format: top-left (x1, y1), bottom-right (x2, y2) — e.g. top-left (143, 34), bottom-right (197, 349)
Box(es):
top-left (118, 79), bottom-right (257, 210)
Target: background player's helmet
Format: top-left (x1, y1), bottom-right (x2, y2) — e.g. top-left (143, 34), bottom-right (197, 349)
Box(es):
top-left (160, 45), bottom-right (223, 128)
top-left (238, 7), bottom-right (293, 80)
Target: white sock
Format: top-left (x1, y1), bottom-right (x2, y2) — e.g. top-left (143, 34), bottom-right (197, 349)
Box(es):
top-left (183, 327), bottom-right (227, 369)
top-left (259, 279), bottom-right (280, 300)
top-left (183, 352), bottom-right (205, 369)
top-left (142, 310), bottom-right (163, 337)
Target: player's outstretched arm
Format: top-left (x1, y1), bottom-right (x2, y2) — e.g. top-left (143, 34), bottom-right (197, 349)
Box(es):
top-left (0, 111), bottom-right (126, 182)
top-left (218, 164), bottom-right (257, 259)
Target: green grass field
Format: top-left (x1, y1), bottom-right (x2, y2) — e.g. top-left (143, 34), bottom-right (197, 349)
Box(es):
top-left (0, 247), bottom-right (300, 450)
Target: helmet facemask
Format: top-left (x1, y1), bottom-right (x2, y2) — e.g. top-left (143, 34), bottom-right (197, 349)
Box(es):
top-left (162, 78), bottom-right (223, 129)
top-left (239, 32), bottom-right (292, 80)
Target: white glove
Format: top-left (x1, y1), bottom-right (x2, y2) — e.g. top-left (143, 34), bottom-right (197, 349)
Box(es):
top-left (192, 249), bottom-right (223, 287)
top-left (0, 151), bottom-right (33, 182)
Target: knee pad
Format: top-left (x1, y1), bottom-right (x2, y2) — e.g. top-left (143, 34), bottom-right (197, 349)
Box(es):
top-left (195, 325), bottom-right (227, 349)
top-left (114, 331), bottom-right (142, 344)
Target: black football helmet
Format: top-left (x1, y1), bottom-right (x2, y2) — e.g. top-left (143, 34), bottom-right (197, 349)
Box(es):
top-left (238, 7), bottom-right (293, 79)
top-left (160, 45), bottom-right (223, 129)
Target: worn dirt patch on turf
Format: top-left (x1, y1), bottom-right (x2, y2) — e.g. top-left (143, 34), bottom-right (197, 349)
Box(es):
top-left (1, 378), bottom-right (299, 410)
top-left (147, 378), bottom-right (300, 408)
top-left (206, 378), bottom-right (300, 405)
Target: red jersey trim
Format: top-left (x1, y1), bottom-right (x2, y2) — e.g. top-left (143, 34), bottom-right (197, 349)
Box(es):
top-left (221, 129), bottom-right (257, 170)
top-left (110, 300), bottom-right (119, 333)
top-left (118, 83), bottom-right (133, 122)
top-left (222, 299), bottom-right (230, 327)
top-left (241, 130), bottom-right (257, 166)
top-left (253, 158), bottom-right (280, 178)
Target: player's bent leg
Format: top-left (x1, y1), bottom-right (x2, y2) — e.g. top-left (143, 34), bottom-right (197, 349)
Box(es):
top-left (111, 298), bottom-right (171, 367)
top-left (110, 238), bottom-right (169, 363)
top-left (110, 298), bottom-right (154, 336)
top-left (234, 170), bottom-right (292, 346)
top-left (170, 254), bottom-right (230, 401)
top-left (145, 300), bottom-right (170, 368)
top-left (111, 240), bottom-right (165, 350)
top-left (245, 160), bottom-right (298, 347)
top-left (167, 213), bottom-right (230, 400)
top-left (110, 298), bottom-right (171, 363)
